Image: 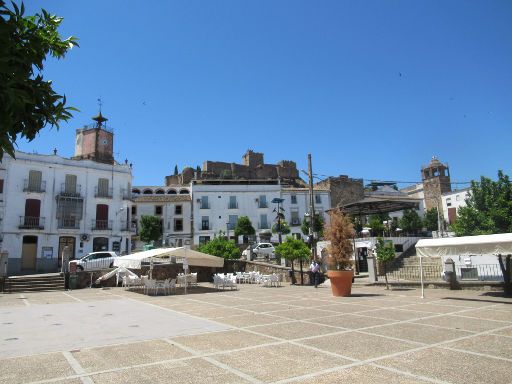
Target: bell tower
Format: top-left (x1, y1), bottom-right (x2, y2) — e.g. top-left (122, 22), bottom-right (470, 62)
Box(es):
top-left (421, 156), bottom-right (451, 215)
top-left (73, 103), bottom-right (114, 164)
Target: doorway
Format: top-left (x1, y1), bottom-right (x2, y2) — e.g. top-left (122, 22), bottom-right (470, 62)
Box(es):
top-left (21, 236), bottom-right (38, 271)
top-left (58, 236), bottom-right (76, 268)
top-left (357, 247), bottom-right (369, 273)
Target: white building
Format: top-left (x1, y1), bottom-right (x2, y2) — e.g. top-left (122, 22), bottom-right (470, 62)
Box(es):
top-left (131, 192), bottom-right (192, 249)
top-left (190, 180), bottom-right (282, 244)
top-left (0, 151), bottom-right (133, 275)
top-left (441, 188), bottom-right (470, 225)
top-left (0, 112), bottom-right (133, 275)
top-left (281, 187), bottom-right (331, 240)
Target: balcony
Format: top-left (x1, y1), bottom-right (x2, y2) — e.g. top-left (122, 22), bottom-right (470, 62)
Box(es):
top-left (200, 223), bottom-right (211, 231)
top-left (19, 216), bottom-right (45, 229)
top-left (57, 218), bottom-right (80, 229)
top-left (228, 202), bottom-right (238, 209)
top-left (91, 219), bottom-right (112, 231)
top-left (60, 183), bottom-right (81, 197)
top-left (290, 218), bottom-right (301, 226)
top-left (227, 223), bottom-right (236, 230)
top-left (258, 222), bottom-right (270, 230)
top-left (23, 179), bottom-right (46, 193)
top-left (95, 186), bottom-right (113, 198)
top-left (199, 203), bottom-right (210, 209)
top-left (258, 202), bottom-right (268, 208)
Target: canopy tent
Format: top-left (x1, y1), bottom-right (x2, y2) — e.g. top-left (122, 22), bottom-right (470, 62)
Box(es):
top-left (95, 266), bottom-right (139, 286)
top-left (337, 195), bottom-right (420, 216)
top-left (416, 233), bottom-right (512, 258)
top-left (113, 247), bottom-right (224, 269)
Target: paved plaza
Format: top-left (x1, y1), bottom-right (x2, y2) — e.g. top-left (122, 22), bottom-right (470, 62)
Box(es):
top-left (1, 283), bottom-right (511, 384)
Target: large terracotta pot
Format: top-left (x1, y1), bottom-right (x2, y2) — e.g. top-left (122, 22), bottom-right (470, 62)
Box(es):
top-left (327, 270), bottom-right (353, 297)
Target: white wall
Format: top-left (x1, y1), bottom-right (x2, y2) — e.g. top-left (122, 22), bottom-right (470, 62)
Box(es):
top-left (191, 183), bottom-right (281, 244)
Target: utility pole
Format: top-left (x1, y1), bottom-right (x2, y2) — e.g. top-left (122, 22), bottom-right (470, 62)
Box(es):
top-left (308, 154), bottom-right (317, 261)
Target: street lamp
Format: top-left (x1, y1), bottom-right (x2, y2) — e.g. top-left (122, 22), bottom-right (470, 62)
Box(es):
top-left (271, 198), bottom-right (285, 244)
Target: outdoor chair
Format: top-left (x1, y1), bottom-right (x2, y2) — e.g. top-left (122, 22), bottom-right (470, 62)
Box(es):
top-left (144, 279), bottom-right (160, 295)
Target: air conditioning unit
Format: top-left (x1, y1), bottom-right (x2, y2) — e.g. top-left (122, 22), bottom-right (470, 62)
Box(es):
top-left (80, 234), bottom-right (90, 242)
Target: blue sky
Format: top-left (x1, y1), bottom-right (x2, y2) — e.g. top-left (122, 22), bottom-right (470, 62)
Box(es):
top-left (20, 1), bottom-right (512, 188)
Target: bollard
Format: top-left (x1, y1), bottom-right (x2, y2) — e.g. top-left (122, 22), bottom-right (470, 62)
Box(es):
top-left (444, 258), bottom-right (459, 290)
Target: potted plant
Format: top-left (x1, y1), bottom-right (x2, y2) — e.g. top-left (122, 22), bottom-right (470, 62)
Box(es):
top-left (324, 209), bottom-right (355, 296)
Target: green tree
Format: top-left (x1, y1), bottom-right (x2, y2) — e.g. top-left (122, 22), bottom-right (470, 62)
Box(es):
top-left (424, 208), bottom-right (439, 231)
top-left (139, 215), bottom-right (162, 244)
top-left (275, 236), bottom-right (310, 284)
top-left (0, 1), bottom-right (79, 158)
top-left (451, 171), bottom-right (512, 236)
top-left (272, 220), bottom-right (291, 235)
top-left (301, 214), bottom-right (324, 238)
top-left (399, 209), bottom-right (423, 235)
top-left (198, 233), bottom-right (240, 259)
top-left (368, 214), bottom-right (389, 236)
top-left (375, 238), bottom-right (395, 290)
top-left (234, 216), bottom-right (255, 240)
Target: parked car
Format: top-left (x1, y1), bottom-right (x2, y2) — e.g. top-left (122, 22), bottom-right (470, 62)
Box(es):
top-left (69, 251), bottom-right (119, 271)
top-left (242, 243), bottom-right (275, 259)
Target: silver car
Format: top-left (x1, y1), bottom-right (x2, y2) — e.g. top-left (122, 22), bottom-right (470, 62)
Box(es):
top-left (70, 251), bottom-right (119, 271)
top-left (242, 243), bottom-right (275, 259)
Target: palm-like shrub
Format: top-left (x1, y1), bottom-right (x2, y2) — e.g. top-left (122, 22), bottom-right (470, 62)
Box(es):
top-left (324, 210), bottom-right (354, 270)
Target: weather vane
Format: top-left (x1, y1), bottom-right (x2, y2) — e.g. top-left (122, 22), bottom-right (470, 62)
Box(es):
top-left (97, 97), bottom-right (103, 113)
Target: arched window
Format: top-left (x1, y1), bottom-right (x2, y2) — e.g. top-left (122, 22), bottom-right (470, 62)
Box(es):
top-left (155, 189), bottom-right (165, 194)
top-left (143, 189), bottom-right (153, 195)
top-left (179, 189), bottom-right (189, 194)
top-left (132, 188), bottom-right (141, 195)
top-left (167, 189), bottom-right (177, 194)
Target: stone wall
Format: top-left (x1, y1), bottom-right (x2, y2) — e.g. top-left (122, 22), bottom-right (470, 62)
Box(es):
top-left (316, 175), bottom-right (364, 208)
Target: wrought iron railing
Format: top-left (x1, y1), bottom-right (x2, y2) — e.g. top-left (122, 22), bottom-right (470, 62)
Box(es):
top-left (91, 219), bottom-right (112, 230)
top-left (60, 183), bottom-right (81, 197)
top-left (57, 218), bottom-right (80, 229)
top-left (23, 179), bottom-right (46, 193)
top-left (19, 216), bottom-right (45, 229)
top-left (95, 186), bottom-right (113, 198)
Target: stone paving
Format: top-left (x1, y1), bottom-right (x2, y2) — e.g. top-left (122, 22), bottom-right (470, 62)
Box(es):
top-left (0, 283), bottom-right (511, 384)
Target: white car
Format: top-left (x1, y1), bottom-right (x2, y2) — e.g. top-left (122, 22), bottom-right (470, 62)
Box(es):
top-left (242, 243), bottom-right (275, 259)
top-left (70, 251), bottom-right (119, 271)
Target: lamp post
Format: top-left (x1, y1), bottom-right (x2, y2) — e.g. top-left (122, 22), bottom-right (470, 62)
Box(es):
top-left (271, 198), bottom-right (285, 244)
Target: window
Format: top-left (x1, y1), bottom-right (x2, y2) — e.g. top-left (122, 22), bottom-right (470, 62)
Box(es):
top-left (199, 236), bottom-right (210, 245)
top-left (175, 205), bottom-right (182, 215)
top-left (97, 178), bottom-right (110, 197)
top-left (291, 195), bottom-right (297, 204)
top-left (200, 196), bottom-right (209, 209)
top-left (27, 170), bottom-right (43, 192)
top-left (155, 206), bottom-right (163, 215)
top-left (131, 206), bottom-right (137, 215)
top-left (446, 198), bottom-right (452, 207)
top-left (0, 179), bottom-right (3, 193)
top-left (64, 174), bottom-right (78, 195)
top-left (259, 195), bottom-right (267, 208)
top-left (174, 219), bottom-right (183, 232)
top-left (228, 215), bottom-right (237, 230)
top-left (456, 195), bottom-right (461, 201)
top-left (260, 214), bottom-right (269, 229)
top-left (201, 216), bottom-right (209, 230)
top-left (315, 195), bottom-right (321, 204)
top-left (290, 211), bottom-right (300, 226)
top-left (228, 196), bottom-right (237, 209)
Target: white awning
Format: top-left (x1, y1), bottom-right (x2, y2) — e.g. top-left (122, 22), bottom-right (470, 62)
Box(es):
top-left (416, 233), bottom-right (512, 258)
top-left (113, 247), bottom-right (225, 269)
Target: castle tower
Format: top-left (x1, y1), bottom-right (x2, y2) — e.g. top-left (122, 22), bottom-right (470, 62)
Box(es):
top-left (242, 150), bottom-right (264, 168)
top-left (73, 111), bottom-right (114, 165)
top-left (421, 156), bottom-right (451, 214)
